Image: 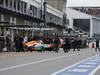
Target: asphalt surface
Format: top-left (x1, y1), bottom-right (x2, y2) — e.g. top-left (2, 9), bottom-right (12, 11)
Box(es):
top-left (0, 48), bottom-right (100, 75)
top-left (95, 68), bottom-right (100, 75)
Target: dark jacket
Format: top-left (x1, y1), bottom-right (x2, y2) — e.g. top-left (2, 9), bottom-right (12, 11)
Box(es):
top-left (96, 40), bottom-right (99, 46)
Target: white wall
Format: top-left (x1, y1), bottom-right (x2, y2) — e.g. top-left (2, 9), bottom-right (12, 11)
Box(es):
top-left (92, 18), bottom-right (100, 34)
top-left (89, 17), bottom-right (100, 38)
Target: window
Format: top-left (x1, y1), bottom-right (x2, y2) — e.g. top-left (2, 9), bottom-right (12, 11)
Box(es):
top-left (21, 2), bottom-right (24, 13)
top-left (24, 20), bottom-right (26, 25)
top-left (14, 1), bottom-right (16, 10)
top-left (40, 9), bottom-right (43, 19)
top-left (10, 17), bottom-right (13, 24)
top-left (9, 0), bottom-right (12, 8)
top-left (17, 1), bottom-right (20, 11)
top-left (24, 3), bottom-right (27, 13)
top-left (0, 14), bottom-right (1, 22)
top-left (30, 5), bottom-right (33, 10)
top-left (29, 5), bottom-right (33, 15)
top-left (14, 18), bottom-right (16, 25)
top-left (73, 19), bottom-right (90, 32)
top-left (5, 0), bottom-right (8, 7)
top-left (4, 14), bottom-right (10, 22)
top-left (33, 7), bottom-right (37, 17)
top-left (1, 14), bottom-right (4, 22)
top-left (0, 0), bottom-right (3, 5)
top-left (27, 21), bottom-right (30, 25)
top-left (24, 20), bottom-right (28, 25)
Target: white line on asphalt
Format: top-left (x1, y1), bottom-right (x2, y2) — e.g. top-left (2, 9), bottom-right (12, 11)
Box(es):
top-left (51, 54), bottom-right (100, 75)
top-left (0, 50), bottom-right (93, 72)
top-left (89, 65), bottom-right (100, 75)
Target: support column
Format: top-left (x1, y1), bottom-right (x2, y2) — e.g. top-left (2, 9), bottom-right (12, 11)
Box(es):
top-left (69, 18), bottom-right (73, 29)
top-left (90, 18), bottom-right (93, 38)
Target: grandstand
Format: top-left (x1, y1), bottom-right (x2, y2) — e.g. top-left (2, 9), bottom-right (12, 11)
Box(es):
top-left (73, 7), bottom-right (100, 16)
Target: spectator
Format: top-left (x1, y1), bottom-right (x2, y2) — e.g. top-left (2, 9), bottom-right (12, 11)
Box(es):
top-left (73, 38), bottom-right (80, 52)
top-left (95, 39), bottom-right (100, 52)
top-left (0, 34), bottom-right (4, 52)
top-left (19, 36), bottom-right (24, 52)
top-left (63, 38), bottom-right (71, 53)
top-left (6, 35), bottom-right (11, 52)
top-left (14, 35), bottom-right (20, 52)
top-left (53, 37), bottom-right (60, 53)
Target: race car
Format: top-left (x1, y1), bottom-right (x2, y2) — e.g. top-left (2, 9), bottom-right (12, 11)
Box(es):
top-left (24, 40), bottom-right (54, 52)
